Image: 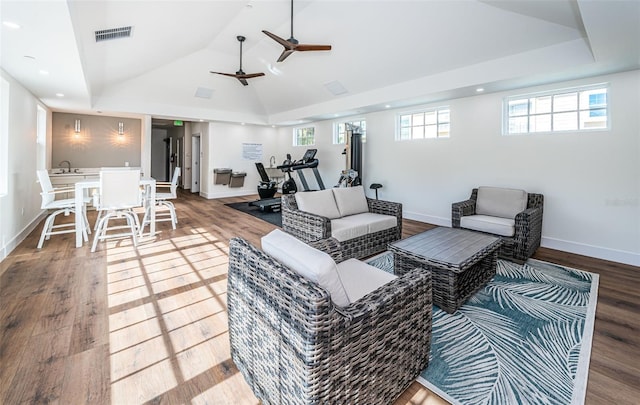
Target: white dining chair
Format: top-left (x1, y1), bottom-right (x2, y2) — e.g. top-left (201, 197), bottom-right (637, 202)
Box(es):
top-left (91, 169), bottom-right (143, 252)
top-left (36, 170), bottom-right (91, 248)
top-left (141, 167), bottom-right (180, 233)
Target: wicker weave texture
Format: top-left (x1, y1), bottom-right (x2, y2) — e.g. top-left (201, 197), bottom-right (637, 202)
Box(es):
top-left (228, 237), bottom-right (432, 404)
top-left (452, 188), bottom-right (544, 262)
top-left (281, 193), bottom-right (402, 260)
top-left (389, 228), bottom-right (500, 314)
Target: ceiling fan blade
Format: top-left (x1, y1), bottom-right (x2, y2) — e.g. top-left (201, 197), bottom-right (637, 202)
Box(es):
top-left (238, 72), bottom-right (266, 79)
top-left (296, 44), bottom-right (332, 52)
top-left (277, 49), bottom-right (296, 62)
top-left (238, 78), bottom-right (249, 86)
top-left (262, 30), bottom-right (295, 49)
top-left (210, 71), bottom-right (237, 78)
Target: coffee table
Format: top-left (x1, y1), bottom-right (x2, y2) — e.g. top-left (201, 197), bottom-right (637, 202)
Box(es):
top-left (389, 227), bottom-right (501, 313)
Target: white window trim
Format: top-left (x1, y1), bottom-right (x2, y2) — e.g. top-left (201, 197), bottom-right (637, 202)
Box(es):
top-left (502, 83), bottom-right (610, 135)
top-left (333, 118), bottom-right (366, 144)
top-left (292, 125), bottom-right (316, 147)
top-left (396, 106), bottom-right (450, 141)
top-left (0, 78), bottom-right (9, 197)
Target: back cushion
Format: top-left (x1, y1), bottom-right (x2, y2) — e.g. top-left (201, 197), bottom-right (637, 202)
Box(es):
top-left (476, 186), bottom-right (528, 219)
top-left (295, 189), bottom-right (341, 219)
top-left (332, 186), bottom-right (369, 217)
top-left (261, 230), bottom-right (350, 307)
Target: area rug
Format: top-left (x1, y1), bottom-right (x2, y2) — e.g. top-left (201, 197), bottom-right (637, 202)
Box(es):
top-left (366, 253), bottom-right (599, 405)
top-left (225, 201), bottom-right (282, 227)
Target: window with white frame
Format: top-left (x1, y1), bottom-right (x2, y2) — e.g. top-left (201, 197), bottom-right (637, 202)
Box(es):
top-left (0, 78), bottom-right (9, 197)
top-left (334, 119), bottom-right (366, 144)
top-left (504, 84), bottom-right (608, 134)
top-left (397, 107), bottom-right (450, 140)
top-left (293, 126), bottom-right (315, 146)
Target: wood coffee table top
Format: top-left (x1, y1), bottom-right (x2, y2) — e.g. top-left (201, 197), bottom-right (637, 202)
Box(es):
top-left (389, 227), bottom-right (501, 273)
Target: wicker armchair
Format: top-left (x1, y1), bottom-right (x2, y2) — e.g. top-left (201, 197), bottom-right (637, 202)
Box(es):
top-left (227, 236), bottom-right (432, 405)
top-left (280, 193), bottom-right (402, 260)
top-left (452, 188), bottom-right (544, 263)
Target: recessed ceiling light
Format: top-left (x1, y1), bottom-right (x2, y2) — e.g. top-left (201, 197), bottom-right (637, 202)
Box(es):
top-left (240, 122), bottom-right (245, 126)
top-left (476, 88), bottom-right (485, 92)
top-left (3, 21), bottom-right (21, 29)
top-left (385, 104), bottom-right (391, 108)
top-left (56, 93), bottom-right (64, 97)
top-left (39, 70), bottom-right (49, 75)
top-left (24, 55), bottom-right (36, 60)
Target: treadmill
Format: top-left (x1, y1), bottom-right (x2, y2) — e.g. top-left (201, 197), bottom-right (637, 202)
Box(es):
top-left (248, 163), bottom-right (281, 212)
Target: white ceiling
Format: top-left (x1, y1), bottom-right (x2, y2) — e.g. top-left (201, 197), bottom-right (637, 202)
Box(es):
top-left (1, 0), bottom-right (638, 126)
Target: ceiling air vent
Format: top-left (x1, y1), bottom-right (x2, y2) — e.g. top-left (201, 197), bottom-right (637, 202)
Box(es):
top-left (95, 26), bottom-right (132, 42)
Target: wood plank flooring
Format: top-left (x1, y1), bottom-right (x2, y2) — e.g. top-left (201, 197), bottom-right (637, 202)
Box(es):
top-left (1, 191), bottom-right (638, 404)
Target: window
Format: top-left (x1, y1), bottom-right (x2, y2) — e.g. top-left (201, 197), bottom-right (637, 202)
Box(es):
top-left (334, 119), bottom-right (366, 144)
top-left (504, 84), bottom-right (608, 134)
top-left (397, 107), bottom-right (450, 140)
top-left (0, 78), bottom-right (9, 196)
top-left (37, 105), bottom-right (46, 171)
top-left (293, 126), bottom-right (315, 146)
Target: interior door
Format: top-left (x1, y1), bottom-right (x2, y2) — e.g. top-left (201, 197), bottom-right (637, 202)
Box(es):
top-left (191, 134), bottom-right (200, 193)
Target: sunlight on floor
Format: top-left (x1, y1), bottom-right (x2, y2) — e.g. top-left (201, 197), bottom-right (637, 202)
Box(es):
top-left (106, 227), bottom-right (242, 403)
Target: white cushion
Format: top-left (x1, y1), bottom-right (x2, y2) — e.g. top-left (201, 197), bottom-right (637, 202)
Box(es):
top-left (476, 186), bottom-right (527, 219)
top-left (330, 216), bottom-right (370, 242)
top-left (261, 229), bottom-right (350, 307)
top-left (295, 189), bottom-right (341, 219)
top-left (355, 212), bottom-right (398, 234)
top-left (336, 259), bottom-right (397, 303)
top-left (332, 186), bottom-right (369, 217)
top-left (461, 214), bottom-right (515, 237)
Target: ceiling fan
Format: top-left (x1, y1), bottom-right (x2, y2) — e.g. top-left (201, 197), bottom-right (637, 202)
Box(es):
top-left (262, 0), bottom-right (332, 62)
top-left (210, 36), bottom-right (265, 86)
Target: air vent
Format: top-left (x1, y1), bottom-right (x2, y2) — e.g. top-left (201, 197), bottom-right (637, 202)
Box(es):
top-left (324, 80), bottom-right (348, 96)
top-left (95, 26), bottom-right (132, 42)
top-left (194, 87), bottom-right (214, 99)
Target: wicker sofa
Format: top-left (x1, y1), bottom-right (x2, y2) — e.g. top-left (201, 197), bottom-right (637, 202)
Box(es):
top-left (452, 186), bottom-right (544, 263)
top-left (281, 186), bottom-right (402, 260)
top-left (227, 230), bottom-right (432, 404)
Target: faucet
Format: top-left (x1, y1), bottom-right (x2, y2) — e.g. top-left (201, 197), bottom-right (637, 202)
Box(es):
top-left (269, 155), bottom-right (276, 167)
top-left (58, 160), bottom-right (71, 173)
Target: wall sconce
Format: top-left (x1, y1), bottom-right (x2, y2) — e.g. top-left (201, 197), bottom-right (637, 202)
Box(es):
top-left (118, 122), bottom-right (124, 136)
top-left (74, 119), bottom-right (81, 135)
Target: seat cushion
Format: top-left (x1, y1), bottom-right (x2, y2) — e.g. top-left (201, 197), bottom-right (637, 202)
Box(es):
top-left (476, 186), bottom-right (527, 219)
top-left (336, 258), bottom-right (397, 303)
top-left (330, 217), bottom-right (370, 242)
top-left (261, 229), bottom-right (350, 307)
top-left (461, 214), bottom-right (515, 237)
top-left (333, 186), bottom-right (369, 217)
top-left (295, 189), bottom-right (341, 219)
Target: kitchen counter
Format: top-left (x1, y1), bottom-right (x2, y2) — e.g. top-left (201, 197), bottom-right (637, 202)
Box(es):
top-left (49, 168), bottom-right (99, 177)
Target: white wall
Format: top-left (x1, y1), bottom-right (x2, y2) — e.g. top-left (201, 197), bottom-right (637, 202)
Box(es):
top-left (0, 69), bottom-right (48, 261)
top-left (362, 70), bottom-right (639, 265)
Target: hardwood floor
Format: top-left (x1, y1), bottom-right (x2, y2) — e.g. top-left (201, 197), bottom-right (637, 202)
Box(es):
top-left (1, 191), bottom-right (638, 404)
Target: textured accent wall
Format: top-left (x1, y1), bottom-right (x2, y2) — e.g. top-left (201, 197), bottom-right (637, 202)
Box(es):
top-left (51, 113), bottom-right (141, 169)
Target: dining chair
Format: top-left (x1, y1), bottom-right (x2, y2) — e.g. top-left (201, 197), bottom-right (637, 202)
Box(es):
top-left (36, 170), bottom-right (90, 248)
top-left (93, 166), bottom-right (142, 229)
top-left (141, 167), bottom-right (180, 233)
top-left (91, 169), bottom-right (143, 252)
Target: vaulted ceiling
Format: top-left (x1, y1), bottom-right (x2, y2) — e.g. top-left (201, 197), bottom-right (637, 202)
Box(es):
top-left (1, 0), bottom-right (638, 126)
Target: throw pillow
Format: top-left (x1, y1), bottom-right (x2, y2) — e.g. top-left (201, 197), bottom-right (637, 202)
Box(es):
top-left (332, 186), bottom-right (369, 217)
top-left (295, 189), bottom-right (341, 219)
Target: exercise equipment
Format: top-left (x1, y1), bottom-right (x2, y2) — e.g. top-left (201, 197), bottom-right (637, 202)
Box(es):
top-left (277, 149), bottom-right (325, 191)
top-left (370, 183), bottom-right (382, 199)
top-left (337, 126), bottom-right (362, 187)
top-left (255, 162), bottom-right (277, 199)
top-left (249, 162), bottom-right (281, 211)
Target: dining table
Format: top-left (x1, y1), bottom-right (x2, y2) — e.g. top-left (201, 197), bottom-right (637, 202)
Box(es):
top-left (74, 177), bottom-right (157, 248)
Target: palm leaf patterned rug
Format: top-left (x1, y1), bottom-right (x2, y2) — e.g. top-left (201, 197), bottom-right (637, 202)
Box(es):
top-left (366, 254), bottom-right (599, 405)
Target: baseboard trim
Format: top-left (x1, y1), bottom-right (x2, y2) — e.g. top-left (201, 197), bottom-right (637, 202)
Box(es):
top-left (403, 211), bottom-right (639, 267)
top-left (541, 237), bottom-right (639, 267)
top-left (1, 212), bottom-right (46, 263)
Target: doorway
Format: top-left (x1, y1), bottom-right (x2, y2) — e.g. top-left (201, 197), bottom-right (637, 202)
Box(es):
top-left (191, 134), bottom-right (201, 193)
